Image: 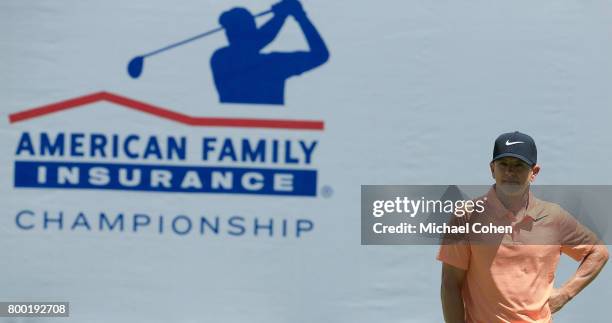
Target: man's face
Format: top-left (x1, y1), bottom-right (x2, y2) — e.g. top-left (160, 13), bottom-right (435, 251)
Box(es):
top-left (490, 157), bottom-right (540, 196)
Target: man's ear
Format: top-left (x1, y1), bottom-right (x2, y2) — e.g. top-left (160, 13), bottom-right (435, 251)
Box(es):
top-left (530, 164), bottom-right (541, 182)
top-left (489, 162), bottom-right (495, 179)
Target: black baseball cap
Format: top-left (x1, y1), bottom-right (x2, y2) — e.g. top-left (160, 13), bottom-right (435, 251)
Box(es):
top-left (492, 131), bottom-right (537, 166)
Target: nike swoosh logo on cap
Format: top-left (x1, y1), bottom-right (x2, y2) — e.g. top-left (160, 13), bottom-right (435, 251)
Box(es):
top-left (505, 140), bottom-right (524, 146)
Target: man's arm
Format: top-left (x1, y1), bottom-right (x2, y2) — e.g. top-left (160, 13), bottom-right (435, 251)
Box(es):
top-left (291, 1), bottom-right (329, 64)
top-left (267, 0), bottom-right (329, 77)
top-left (441, 263), bottom-right (467, 323)
top-left (549, 245), bottom-right (609, 313)
top-left (255, 6), bottom-right (290, 51)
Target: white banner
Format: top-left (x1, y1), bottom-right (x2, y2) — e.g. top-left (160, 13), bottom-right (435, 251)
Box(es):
top-left (2, 1), bottom-right (611, 322)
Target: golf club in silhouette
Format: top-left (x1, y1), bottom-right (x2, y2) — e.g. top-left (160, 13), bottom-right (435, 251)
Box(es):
top-left (127, 9), bottom-right (273, 79)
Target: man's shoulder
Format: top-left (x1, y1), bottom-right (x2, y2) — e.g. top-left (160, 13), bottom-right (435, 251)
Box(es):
top-left (210, 47), bottom-right (233, 63)
top-left (211, 46), bottom-right (228, 55)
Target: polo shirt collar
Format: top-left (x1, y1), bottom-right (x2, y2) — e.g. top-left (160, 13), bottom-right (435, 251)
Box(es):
top-left (485, 185), bottom-right (539, 222)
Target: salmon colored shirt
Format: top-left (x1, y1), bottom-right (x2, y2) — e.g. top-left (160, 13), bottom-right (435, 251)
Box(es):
top-left (437, 186), bottom-right (599, 323)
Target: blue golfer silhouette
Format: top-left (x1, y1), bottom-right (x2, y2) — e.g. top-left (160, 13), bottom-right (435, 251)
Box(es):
top-left (211, 0), bottom-right (329, 105)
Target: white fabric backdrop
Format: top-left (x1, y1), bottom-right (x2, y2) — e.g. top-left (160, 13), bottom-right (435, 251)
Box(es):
top-left (2, 0), bottom-right (611, 322)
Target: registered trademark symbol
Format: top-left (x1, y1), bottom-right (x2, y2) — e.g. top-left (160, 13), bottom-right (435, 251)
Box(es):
top-left (321, 185), bottom-right (333, 198)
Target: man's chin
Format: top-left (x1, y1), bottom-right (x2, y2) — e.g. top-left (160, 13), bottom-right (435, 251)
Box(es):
top-left (497, 183), bottom-right (526, 196)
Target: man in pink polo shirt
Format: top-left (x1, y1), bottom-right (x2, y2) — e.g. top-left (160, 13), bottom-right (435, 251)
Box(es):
top-left (438, 131), bottom-right (609, 323)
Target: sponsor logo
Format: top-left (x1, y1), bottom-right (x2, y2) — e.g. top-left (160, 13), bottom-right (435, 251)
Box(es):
top-left (505, 140), bottom-right (524, 146)
top-left (127, 1), bottom-right (329, 106)
top-left (10, 92), bottom-right (324, 197)
top-left (8, 1), bottom-right (330, 238)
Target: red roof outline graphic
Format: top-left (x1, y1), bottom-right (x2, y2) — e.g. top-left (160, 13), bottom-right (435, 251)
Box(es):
top-left (8, 91), bottom-right (324, 131)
